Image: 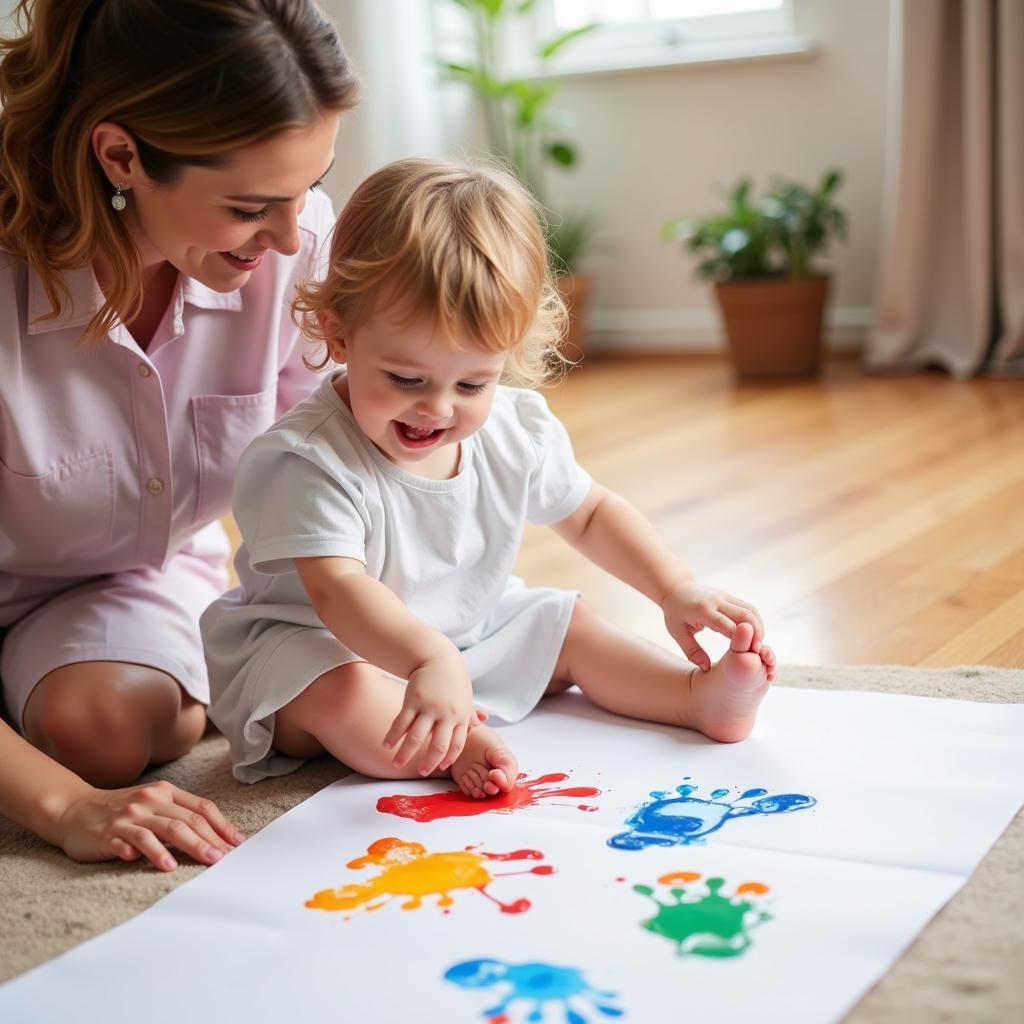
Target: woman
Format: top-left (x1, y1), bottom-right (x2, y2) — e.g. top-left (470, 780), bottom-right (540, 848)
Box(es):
top-left (0, 0), bottom-right (359, 870)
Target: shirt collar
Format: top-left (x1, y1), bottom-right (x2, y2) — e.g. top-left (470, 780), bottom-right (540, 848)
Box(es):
top-left (181, 275), bottom-right (244, 312)
top-left (26, 261), bottom-right (243, 337)
top-left (26, 262), bottom-right (104, 335)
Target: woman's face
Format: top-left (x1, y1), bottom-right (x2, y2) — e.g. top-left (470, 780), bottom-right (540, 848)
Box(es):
top-left (122, 112), bottom-right (339, 291)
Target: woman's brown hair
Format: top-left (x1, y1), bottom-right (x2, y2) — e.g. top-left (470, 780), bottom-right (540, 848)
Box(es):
top-left (0, 0), bottom-right (360, 340)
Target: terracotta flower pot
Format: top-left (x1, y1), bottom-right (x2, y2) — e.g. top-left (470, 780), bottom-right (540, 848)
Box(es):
top-left (556, 272), bottom-right (593, 363)
top-left (714, 275), bottom-right (830, 380)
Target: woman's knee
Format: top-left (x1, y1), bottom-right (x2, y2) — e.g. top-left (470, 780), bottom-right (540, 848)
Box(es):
top-left (23, 662), bottom-right (188, 786)
top-left (150, 695), bottom-right (207, 765)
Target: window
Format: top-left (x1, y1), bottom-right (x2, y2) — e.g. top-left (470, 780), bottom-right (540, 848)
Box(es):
top-left (531, 0), bottom-right (806, 77)
top-left (550, 0), bottom-right (790, 38)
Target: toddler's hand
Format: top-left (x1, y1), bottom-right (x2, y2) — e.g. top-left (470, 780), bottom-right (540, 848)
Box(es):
top-left (55, 780), bottom-right (244, 872)
top-left (661, 579), bottom-right (765, 671)
top-left (383, 658), bottom-right (473, 776)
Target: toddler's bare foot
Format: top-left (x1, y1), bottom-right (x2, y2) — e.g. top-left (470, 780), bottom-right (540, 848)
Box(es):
top-left (691, 622), bottom-right (773, 743)
top-left (450, 723), bottom-right (519, 799)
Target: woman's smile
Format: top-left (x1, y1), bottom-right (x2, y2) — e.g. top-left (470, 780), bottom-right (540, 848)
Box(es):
top-left (219, 250), bottom-right (265, 271)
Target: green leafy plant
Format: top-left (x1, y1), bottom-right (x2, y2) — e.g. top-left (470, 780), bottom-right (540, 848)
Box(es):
top-left (663, 170), bottom-right (847, 281)
top-left (436, 0), bottom-right (598, 273)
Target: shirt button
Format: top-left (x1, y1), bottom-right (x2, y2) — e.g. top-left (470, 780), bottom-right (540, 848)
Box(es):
top-left (138, 363), bottom-right (152, 377)
top-left (146, 478), bottom-right (165, 496)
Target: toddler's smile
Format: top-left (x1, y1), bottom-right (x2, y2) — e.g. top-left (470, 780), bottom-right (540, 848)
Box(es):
top-left (394, 421), bottom-right (447, 448)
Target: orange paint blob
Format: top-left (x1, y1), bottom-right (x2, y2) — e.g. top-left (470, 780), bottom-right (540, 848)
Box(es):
top-left (306, 837), bottom-right (554, 917)
top-left (735, 881), bottom-right (770, 895)
top-left (658, 871), bottom-right (703, 886)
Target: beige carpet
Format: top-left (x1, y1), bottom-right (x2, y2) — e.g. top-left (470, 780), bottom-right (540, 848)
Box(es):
top-left (2, 664), bottom-right (1022, 1020)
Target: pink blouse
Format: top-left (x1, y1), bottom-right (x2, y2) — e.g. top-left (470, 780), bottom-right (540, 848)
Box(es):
top-left (0, 189), bottom-right (334, 626)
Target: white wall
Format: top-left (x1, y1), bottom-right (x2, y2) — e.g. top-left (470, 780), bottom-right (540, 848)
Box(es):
top-left (539, 0), bottom-right (892, 350)
top-left (322, 0), bottom-right (890, 353)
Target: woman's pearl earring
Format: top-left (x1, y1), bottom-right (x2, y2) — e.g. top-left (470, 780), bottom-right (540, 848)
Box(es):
top-left (111, 181), bottom-right (127, 212)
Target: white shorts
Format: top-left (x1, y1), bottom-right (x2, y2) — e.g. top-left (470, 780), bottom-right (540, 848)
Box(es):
top-left (203, 577), bottom-right (577, 784)
top-left (1, 525), bottom-right (229, 729)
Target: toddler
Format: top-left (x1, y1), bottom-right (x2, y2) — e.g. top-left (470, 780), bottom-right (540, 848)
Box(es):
top-left (202, 158), bottom-right (776, 794)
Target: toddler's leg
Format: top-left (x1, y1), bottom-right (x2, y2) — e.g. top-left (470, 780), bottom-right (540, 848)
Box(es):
top-left (274, 662), bottom-right (518, 796)
top-left (547, 600), bottom-right (773, 742)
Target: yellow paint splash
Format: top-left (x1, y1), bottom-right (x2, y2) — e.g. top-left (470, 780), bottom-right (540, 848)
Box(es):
top-left (306, 837), bottom-right (551, 917)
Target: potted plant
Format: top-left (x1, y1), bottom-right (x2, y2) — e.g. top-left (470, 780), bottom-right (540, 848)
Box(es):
top-left (435, 0), bottom-right (599, 360)
top-left (663, 171), bottom-right (847, 379)
top-left (545, 208), bottom-right (601, 360)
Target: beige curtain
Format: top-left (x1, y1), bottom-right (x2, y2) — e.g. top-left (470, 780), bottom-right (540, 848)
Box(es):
top-left (867, 0), bottom-right (1024, 377)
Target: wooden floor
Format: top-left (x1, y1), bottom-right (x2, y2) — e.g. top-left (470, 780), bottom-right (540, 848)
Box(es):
top-left (226, 355), bottom-right (1024, 669)
top-left (513, 354), bottom-right (1024, 669)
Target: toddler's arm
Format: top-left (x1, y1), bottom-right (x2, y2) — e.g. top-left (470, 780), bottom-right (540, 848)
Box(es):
top-left (295, 556), bottom-right (475, 775)
top-left (550, 482), bottom-right (765, 670)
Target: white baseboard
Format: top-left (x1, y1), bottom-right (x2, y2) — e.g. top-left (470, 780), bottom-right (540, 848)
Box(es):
top-left (587, 307), bottom-right (873, 353)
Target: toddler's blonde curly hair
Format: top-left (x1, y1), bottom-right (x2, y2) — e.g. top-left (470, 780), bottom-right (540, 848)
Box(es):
top-left (294, 158), bottom-right (568, 388)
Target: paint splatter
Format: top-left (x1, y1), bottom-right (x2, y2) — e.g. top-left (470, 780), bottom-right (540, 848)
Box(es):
top-left (445, 958), bottom-right (624, 1023)
top-left (377, 772), bottom-right (601, 822)
top-left (609, 780), bottom-right (816, 849)
top-left (634, 872), bottom-right (772, 958)
top-left (305, 838), bottom-right (555, 918)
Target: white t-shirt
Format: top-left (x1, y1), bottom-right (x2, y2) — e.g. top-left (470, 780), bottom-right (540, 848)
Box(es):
top-left (203, 371), bottom-right (592, 781)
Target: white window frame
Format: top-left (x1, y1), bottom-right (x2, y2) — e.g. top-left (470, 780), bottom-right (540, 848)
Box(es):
top-left (520, 0), bottom-right (813, 79)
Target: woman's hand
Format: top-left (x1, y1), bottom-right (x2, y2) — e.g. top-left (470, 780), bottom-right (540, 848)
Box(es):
top-left (54, 780), bottom-right (245, 872)
top-left (661, 579), bottom-right (765, 671)
top-left (382, 657), bottom-right (474, 777)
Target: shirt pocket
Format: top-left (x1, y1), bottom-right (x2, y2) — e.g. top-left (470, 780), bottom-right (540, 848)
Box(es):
top-left (0, 448), bottom-right (115, 574)
top-left (191, 386), bottom-right (277, 527)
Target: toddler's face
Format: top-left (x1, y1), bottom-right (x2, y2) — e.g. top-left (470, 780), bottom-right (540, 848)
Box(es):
top-left (330, 312), bottom-right (507, 477)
